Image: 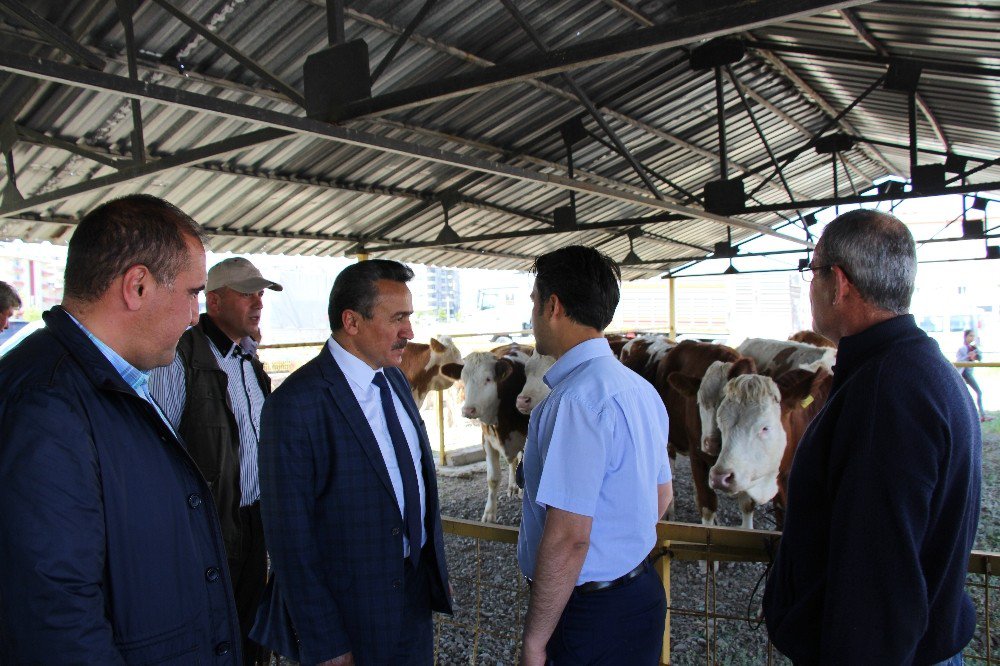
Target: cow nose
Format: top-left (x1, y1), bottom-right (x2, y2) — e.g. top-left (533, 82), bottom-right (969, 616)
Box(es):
top-left (516, 396), bottom-right (531, 412)
top-left (462, 406), bottom-right (476, 419)
top-left (702, 436), bottom-right (721, 456)
top-left (710, 468), bottom-right (734, 491)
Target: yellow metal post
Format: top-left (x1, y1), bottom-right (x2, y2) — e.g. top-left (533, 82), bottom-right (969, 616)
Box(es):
top-left (658, 541), bottom-right (671, 665)
top-left (437, 389), bottom-right (446, 466)
top-left (355, 252), bottom-right (370, 261)
top-left (668, 277), bottom-right (676, 340)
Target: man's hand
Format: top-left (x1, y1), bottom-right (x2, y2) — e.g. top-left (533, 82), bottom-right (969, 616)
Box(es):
top-left (318, 651), bottom-right (354, 666)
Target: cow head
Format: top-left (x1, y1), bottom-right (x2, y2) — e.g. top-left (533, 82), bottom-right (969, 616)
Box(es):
top-left (709, 374), bottom-right (785, 504)
top-left (454, 352), bottom-right (516, 425)
top-left (690, 358), bottom-right (756, 456)
top-left (515, 350), bottom-right (556, 414)
top-left (425, 336), bottom-right (463, 392)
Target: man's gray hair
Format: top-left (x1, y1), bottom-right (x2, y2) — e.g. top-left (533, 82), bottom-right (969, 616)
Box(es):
top-left (816, 209), bottom-right (916, 314)
top-left (0, 281), bottom-right (21, 310)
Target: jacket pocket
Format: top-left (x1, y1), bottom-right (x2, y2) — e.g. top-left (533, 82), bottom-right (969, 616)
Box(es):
top-left (115, 622), bottom-right (200, 665)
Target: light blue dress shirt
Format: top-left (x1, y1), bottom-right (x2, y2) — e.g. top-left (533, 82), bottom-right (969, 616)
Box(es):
top-left (518, 337), bottom-right (670, 584)
top-left (326, 337), bottom-right (427, 557)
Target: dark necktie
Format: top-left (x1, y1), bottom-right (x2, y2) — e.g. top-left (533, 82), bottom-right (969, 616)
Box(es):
top-left (372, 372), bottom-right (422, 567)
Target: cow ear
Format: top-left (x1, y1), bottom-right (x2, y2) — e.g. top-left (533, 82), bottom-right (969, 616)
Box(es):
top-left (441, 362), bottom-right (464, 380)
top-left (495, 358), bottom-right (514, 383)
top-left (728, 357), bottom-right (757, 378)
top-left (775, 369), bottom-right (816, 408)
top-left (668, 371), bottom-right (701, 397)
top-left (430, 337), bottom-right (446, 353)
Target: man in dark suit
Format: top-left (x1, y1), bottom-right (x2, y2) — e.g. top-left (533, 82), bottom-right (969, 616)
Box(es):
top-left (252, 259), bottom-right (452, 666)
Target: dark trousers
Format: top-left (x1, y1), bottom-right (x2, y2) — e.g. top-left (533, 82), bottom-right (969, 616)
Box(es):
top-left (387, 546), bottom-right (435, 666)
top-left (546, 565), bottom-right (666, 666)
top-left (229, 502), bottom-right (268, 666)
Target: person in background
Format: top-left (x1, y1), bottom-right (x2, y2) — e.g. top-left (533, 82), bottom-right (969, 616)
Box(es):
top-left (252, 259), bottom-right (452, 666)
top-left (0, 280), bottom-right (21, 331)
top-left (765, 209), bottom-right (981, 664)
top-left (957, 329), bottom-right (991, 422)
top-left (150, 256), bottom-right (283, 664)
top-left (518, 245), bottom-right (672, 666)
top-left (0, 194), bottom-right (241, 663)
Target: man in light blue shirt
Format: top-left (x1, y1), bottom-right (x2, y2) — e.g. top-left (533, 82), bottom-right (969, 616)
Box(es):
top-left (518, 245), bottom-right (672, 666)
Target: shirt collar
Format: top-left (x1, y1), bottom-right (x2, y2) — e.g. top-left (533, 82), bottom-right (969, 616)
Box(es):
top-left (64, 310), bottom-right (151, 396)
top-left (543, 337), bottom-right (613, 388)
top-left (327, 335), bottom-right (380, 391)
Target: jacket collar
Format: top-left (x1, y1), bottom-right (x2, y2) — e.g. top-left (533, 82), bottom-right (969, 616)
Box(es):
top-left (198, 313), bottom-right (241, 357)
top-left (832, 314), bottom-right (921, 386)
top-left (43, 306), bottom-right (135, 395)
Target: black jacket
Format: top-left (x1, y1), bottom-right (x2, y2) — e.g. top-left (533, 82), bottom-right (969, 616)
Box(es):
top-left (176, 313), bottom-right (271, 556)
top-left (764, 315), bottom-right (981, 664)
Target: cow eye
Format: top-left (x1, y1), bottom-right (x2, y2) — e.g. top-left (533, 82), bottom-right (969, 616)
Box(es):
top-left (761, 425), bottom-right (770, 433)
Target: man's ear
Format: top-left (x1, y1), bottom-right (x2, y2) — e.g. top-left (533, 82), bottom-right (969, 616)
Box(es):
top-left (830, 265), bottom-right (854, 305)
top-left (205, 290), bottom-right (220, 314)
top-left (341, 309), bottom-right (361, 335)
top-left (121, 264), bottom-right (149, 311)
top-left (547, 293), bottom-right (563, 319)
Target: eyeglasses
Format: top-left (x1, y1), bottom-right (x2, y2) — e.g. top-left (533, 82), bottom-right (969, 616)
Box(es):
top-left (798, 264), bottom-right (835, 282)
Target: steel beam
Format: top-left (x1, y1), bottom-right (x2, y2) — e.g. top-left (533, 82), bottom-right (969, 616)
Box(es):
top-left (739, 180), bottom-right (1000, 214)
top-left (370, 0), bottom-right (437, 85)
top-left (331, 0), bottom-right (874, 122)
top-left (0, 50), bottom-right (810, 246)
top-left (148, 0), bottom-right (305, 106)
top-left (0, 0), bottom-right (104, 69)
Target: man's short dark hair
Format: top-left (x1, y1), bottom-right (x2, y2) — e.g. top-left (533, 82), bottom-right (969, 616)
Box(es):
top-left (64, 194), bottom-right (206, 302)
top-left (533, 246), bottom-right (621, 331)
top-left (328, 259), bottom-right (415, 331)
top-left (0, 281), bottom-right (21, 310)
top-left (816, 209), bottom-right (916, 314)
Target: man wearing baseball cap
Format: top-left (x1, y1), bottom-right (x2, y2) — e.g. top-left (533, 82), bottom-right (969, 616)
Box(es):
top-left (151, 256), bottom-right (282, 665)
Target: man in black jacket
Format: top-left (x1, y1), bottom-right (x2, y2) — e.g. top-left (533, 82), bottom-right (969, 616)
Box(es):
top-left (151, 256), bottom-right (282, 665)
top-left (764, 209), bottom-right (981, 664)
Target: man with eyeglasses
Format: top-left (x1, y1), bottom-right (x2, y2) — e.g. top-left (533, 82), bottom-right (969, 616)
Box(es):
top-left (765, 209), bottom-right (981, 665)
top-left (150, 257), bottom-right (283, 665)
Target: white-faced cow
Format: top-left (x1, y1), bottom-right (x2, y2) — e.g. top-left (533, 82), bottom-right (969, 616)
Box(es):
top-left (443, 344), bottom-right (533, 523)
top-left (400, 336), bottom-right (463, 408)
top-left (657, 341), bottom-right (750, 528)
top-left (515, 350), bottom-right (557, 415)
top-left (710, 367), bottom-right (832, 527)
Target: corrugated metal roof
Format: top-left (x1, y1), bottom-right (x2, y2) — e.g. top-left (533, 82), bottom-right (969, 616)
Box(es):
top-left (0, 0), bottom-right (997, 279)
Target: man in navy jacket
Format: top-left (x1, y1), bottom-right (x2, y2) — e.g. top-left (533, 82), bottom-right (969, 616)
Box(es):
top-left (252, 259), bottom-right (452, 665)
top-left (0, 195), bottom-right (242, 663)
top-left (764, 209), bottom-right (981, 664)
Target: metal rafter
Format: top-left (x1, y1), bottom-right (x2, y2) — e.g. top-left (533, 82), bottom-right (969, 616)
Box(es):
top-left (147, 0), bottom-right (305, 106)
top-left (331, 0), bottom-right (874, 121)
top-left (0, 0), bottom-right (104, 69)
top-left (0, 50), bottom-right (810, 246)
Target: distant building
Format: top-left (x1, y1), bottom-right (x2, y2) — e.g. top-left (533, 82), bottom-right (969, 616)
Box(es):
top-left (426, 267), bottom-right (460, 321)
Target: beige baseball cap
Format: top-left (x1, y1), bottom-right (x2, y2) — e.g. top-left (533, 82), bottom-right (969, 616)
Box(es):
top-left (206, 257), bottom-right (283, 293)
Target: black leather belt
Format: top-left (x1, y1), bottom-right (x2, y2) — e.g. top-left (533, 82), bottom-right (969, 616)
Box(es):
top-left (525, 559), bottom-right (649, 595)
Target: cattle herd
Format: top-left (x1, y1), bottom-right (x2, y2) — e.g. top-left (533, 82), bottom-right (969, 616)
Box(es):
top-left (400, 331), bottom-right (837, 531)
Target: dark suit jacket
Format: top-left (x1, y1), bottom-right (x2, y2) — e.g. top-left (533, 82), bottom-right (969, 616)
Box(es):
top-left (251, 346), bottom-right (452, 665)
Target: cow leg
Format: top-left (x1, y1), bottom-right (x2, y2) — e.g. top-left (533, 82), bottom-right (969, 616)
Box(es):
top-left (505, 452), bottom-right (523, 499)
top-left (690, 453), bottom-right (720, 574)
top-left (738, 493), bottom-right (756, 530)
top-left (481, 434), bottom-right (502, 523)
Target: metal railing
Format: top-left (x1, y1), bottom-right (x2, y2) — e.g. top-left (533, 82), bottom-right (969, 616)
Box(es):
top-left (437, 518), bottom-right (999, 665)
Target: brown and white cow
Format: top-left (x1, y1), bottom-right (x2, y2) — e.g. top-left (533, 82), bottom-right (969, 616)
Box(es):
top-left (400, 336), bottom-right (463, 408)
top-left (788, 329), bottom-right (836, 348)
top-left (443, 344), bottom-right (533, 523)
top-left (657, 341), bottom-right (751, 528)
top-left (709, 367), bottom-right (832, 527)
top-left (620, 334), bottom-right (675, 384)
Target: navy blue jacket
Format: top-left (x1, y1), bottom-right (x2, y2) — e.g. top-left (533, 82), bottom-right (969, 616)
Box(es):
top-left (0, 307), bottom-right (242, 664)
top-left (251, 347), bottom-right (452, 665)
top-left (764, 315), bottom-right (981, 664)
